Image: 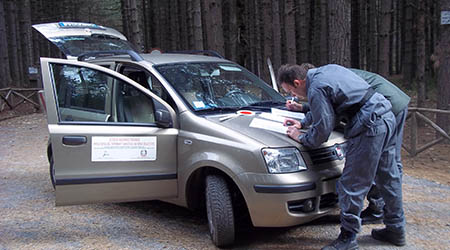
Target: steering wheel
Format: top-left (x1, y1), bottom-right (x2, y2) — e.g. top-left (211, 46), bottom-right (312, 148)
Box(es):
top-left (224, 89), bottom-right (245, 98)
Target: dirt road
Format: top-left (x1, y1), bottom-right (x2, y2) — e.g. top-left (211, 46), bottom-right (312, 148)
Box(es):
top-left (1, 113), bottom-right (449, 249)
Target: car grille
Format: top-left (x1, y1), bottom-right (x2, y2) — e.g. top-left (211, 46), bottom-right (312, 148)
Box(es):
top-left (307, 142), bottom-right (347, 165)
top-left (319, 193), bottom-right (339, 209)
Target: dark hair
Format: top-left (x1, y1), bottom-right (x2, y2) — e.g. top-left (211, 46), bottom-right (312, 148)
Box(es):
top-left (277, 63), bottom-right (315, 86)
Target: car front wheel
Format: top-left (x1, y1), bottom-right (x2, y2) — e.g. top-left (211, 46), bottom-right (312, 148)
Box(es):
top-left (205, 174), bottom-right (235, 247)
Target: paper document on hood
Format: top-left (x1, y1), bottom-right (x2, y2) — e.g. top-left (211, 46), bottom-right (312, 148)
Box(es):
top-left (271, 108), bottom-right (305, 120)
top-left (249, 118), bottom-right (288, 134)
top-left (259, 112), bottom-right (286, 123)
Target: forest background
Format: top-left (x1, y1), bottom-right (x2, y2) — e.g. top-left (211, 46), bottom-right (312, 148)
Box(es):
top-left (0, 0), bottom-right (449, 131)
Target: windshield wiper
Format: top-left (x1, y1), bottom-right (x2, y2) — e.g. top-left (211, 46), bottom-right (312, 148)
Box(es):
top-left (248, 100), bottom-right (285, 106)
top-left (195, 106), bottom-right (240, 114)
top-left (195, 101), bottom-right (285, 114)
top-left (238, 100), bottom-right (285, 110)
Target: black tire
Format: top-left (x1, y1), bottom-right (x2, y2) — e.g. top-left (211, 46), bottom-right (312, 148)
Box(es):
top-left (49, 153), bottom-right (55, 189)
top-left (205, 175), bottom-right (235, 247)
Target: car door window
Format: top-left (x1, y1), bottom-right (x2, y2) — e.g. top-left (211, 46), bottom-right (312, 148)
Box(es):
top-left (51, 63), bottom-right (155, 124)
top-left (51, 64), bottom-right (110, 122)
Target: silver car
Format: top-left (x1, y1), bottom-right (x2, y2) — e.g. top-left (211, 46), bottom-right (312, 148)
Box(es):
top-left (34, 22), bottom-right (346, 247)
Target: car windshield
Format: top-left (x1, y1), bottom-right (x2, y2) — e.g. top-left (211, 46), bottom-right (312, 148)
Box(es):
top-left (48, 35), bottom-right (136, 57)
top-left (155, 62), bottom-right (285, 112)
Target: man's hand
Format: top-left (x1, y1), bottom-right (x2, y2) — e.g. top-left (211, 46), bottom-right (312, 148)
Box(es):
top-left (286, 126), bottom-right (303, 142)
top-left (283, 118), bottom-right (301, 128)
top-left (286, 100), bottom-right (303, 111)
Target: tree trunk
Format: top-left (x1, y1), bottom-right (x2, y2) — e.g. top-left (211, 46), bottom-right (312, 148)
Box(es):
top-left (319, 0), bottom-right (328, 65)
top-left (261, 0), bottom-right (272, 83)
top-left (223, 0), bottom-right (237, 61)
top-left (389, 0), bottom-right (397, 74)
top-left (328, 0), bottom-right (351, 67)
top-left (159, 1), bottom-right (170, 52)
top-left (279, 0), bottom-right (286, 63)
top-left (426, 0), bottom-right (438, 91)
top-left (403, 0), bottom-right (415, 86)
top-left (169, 0), bottom-right (179, 51)
top-left (284, 0), bottom-right (296, 64)
top-left (150, 0), bottom-right (162, 50)
top-left (142, 0), bottom-right (152, 51)
top-left (129, 0), bottom-right (143, 52)
top-left (431, 0), bottom-right (440, 70)
top-left (272, 0), bottom-right (282, 71)
top-left (351, 0), bottom-right (360, 68)
top-left (121, 0), bottom-right (130, 39)
top-left (436, 0), bottom-right (450, 134)
top-left (193, 0), bottom-right (204, 50)
top-left (0, 0), bottom-right (11, 88)
top-left (396, 0), bottom-right (403, 74)
top-left (378, 0), bottom-right (391, 76)
top-left (359, 0), bottom-right (368, 69)
top-left (254, 0), bottom-right (262, 77)
top-left (416, 0), bottom-right (426, 111)
top-left (30, 0), bottom-right (40, 66)
top-left (245, 0), bottom-right (256, 72)
top-left (5, 1), bottom-right (21, 87)
top-left (178, 0), bottom-right (188, 50)
top-left (206, 0), bottom-right (224, 56)
top-left (367, 0), bottom-right (378, 72)
top-left (19, 0), bottom-right (33, 87)
top-left (36, 0), bottom-right (49, 59)
top-left (186, 0), bottom-right (195, 49)
top-left (298, 0), bottom-right (311, 63)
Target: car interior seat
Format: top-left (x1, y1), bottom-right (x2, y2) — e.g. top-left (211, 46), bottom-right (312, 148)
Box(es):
top-left (119, 83), bottom-right (155, 123)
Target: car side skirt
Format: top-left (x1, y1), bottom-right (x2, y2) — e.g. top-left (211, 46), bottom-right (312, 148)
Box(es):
top-left (55, 173), bottom-right (177, 185)
top-left (55, 178), bottom-right (177, 206)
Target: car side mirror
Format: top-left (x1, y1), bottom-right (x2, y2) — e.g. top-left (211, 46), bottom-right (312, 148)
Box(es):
top-left (155, 108), bottom-right (172, 128)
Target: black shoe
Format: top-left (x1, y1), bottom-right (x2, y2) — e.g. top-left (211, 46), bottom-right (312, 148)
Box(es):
top-left (371, 227), bottom-right (406, 246)
top-left (322, 228), bottom-right (359, 250)
top-left (361, 206), bottom-right (383, 225)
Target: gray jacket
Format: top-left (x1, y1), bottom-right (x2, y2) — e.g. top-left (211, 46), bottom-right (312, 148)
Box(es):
top-left (298, 64), bottom-right (392, 148)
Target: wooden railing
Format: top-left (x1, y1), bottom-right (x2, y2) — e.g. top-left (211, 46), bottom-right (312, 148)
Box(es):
top-left (403, 107), bottom-right (450, 157)
top-left (0, 87), bottom-right (42, 112)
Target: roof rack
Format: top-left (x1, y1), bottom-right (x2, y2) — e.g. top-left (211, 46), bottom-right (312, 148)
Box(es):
top-left (166, 50), bottom-right (224, 59)
top-left (77, 50), bottom-right (144, 62)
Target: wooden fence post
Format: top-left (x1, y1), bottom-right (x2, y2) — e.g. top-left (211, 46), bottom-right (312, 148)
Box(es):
top-left (410, 111), bottom-right (417, 156)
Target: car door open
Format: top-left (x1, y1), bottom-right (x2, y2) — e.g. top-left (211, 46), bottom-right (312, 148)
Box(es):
top-left (40, 57), bottom-right (178, 206)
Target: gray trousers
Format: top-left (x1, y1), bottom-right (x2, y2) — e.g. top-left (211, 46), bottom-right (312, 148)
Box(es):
top-left (367, 107), bottom-right (408, 211)
top-left (337, 111), bottom-right (405, 234)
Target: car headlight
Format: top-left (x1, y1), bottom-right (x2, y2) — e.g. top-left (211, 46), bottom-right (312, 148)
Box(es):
top-left (262, 148), bottom-right (307, 174)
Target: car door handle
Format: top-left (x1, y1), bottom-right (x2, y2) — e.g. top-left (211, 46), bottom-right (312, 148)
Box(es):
top-left (62, 136), bottom-right (87, 146)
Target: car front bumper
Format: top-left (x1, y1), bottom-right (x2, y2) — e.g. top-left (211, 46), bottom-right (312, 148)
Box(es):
top-left (236, 164), bottom-right (342, 227)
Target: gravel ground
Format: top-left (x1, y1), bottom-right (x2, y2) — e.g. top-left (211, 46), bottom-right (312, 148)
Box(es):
top-left (1, 113), bottom-right (449, 250)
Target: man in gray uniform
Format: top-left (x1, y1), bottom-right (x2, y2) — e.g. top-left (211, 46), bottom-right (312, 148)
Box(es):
top-left (278, 64), bottom-right (405, 250)
top-left (349, 69), bottom-right (410, 225)
top-left (288, 67), bottom-right (410, 225)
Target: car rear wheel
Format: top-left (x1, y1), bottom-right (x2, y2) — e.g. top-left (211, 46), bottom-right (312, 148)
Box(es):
top-left (205, 174), bottom-right (235, 247)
